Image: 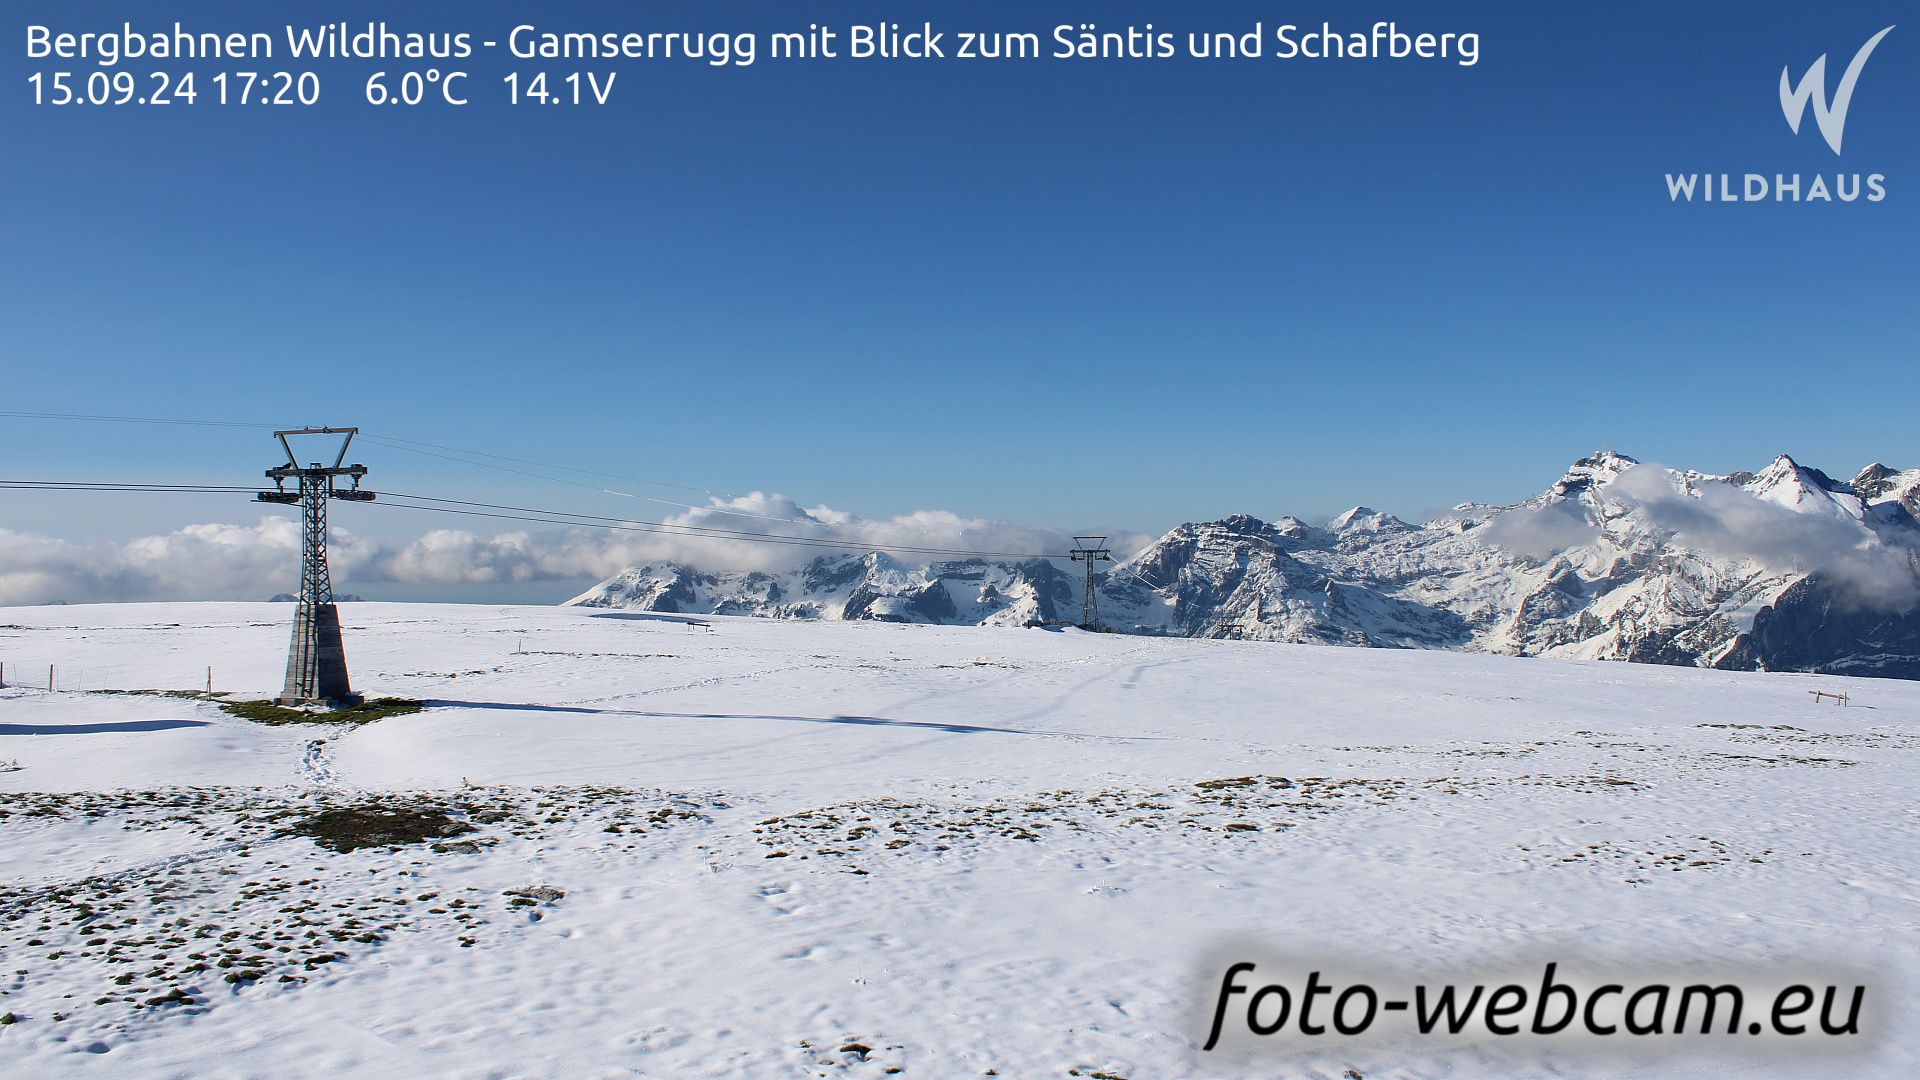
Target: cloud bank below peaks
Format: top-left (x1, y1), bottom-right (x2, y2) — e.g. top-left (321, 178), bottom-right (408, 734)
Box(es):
top-left (0, 493), bottom-right (1114, 605)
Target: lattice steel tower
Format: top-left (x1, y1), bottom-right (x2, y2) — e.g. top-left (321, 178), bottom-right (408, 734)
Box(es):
top-left (257, 428), bottom-right (374, 706)
top-left (1069, 536), bottom-right (1112, 631)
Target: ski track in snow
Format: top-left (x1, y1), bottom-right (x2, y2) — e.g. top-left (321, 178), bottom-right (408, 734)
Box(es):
top-left (559, 662), bottom-right (820, 706)
top-left (0, 601), bottom-right (1914, 1078)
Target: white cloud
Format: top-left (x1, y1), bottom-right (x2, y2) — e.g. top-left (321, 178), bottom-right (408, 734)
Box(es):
top-left (1476, 500), bottom-right (1602, 559)
top-left (1605, 464), bottom-right (1918, 611)
top-left (1474, 464), bottom-right (1918, 611)
top-left (0, 495), bottom-right (1096, 605)
top-left (0, 520), bottom-right (315, 605)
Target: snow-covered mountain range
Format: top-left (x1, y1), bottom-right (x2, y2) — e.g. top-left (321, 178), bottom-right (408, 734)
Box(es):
top-left (567, 452), bottom-right (1920, 680)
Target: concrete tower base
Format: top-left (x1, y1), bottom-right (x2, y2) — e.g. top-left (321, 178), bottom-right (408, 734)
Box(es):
top-left (277, 602), bottom-right (362, 706)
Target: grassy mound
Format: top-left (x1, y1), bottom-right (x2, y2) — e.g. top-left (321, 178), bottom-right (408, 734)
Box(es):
top-left (291, 806), bottom-right (474, 853)
top-left (217, 697), bottom-right (424, 726)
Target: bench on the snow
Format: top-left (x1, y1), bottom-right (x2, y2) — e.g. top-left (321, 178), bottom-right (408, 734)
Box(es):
top-left (1808, 690), bottom-right (1849, 706)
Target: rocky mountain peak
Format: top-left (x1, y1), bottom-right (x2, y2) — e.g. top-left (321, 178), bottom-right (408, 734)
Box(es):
top-left (1328, 506), bottom-right (1410, 534)
top-left (1215, 513), bottom-right (1278, 535)
top-left (1546, 450), bottom-right (1640, 501)
top-left (1852, 462), bottom-right (1920, 506)
top-left (1745, 454), bottom-right (1861, 520)
top-left (1853, 461), bottom-right (1892, 487)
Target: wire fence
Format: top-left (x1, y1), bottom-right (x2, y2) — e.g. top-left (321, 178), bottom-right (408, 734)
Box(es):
top-left (0, 660), bottom-right (218, 695)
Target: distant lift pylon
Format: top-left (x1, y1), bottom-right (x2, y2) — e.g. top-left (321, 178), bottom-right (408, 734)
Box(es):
top-left (257, 427), bottom-right (374, 706)
top-left (1069, 536), bottom-right (1112, 630)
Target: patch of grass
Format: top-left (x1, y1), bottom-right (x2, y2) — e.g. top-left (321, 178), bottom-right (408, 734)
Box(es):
top-left (218, 697), bottom-right (424, 727)
top-left (290, 806), bottom-right (473, 853)
top-left (1195, 775), bottom-right (1292, 791)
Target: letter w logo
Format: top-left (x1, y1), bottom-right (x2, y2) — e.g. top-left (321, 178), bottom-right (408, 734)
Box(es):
top-left (1780, 26), bottom-right (1894, 155)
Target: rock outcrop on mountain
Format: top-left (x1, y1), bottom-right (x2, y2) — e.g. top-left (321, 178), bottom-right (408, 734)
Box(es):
top-left (567, 451), bottom-right (1920, 680)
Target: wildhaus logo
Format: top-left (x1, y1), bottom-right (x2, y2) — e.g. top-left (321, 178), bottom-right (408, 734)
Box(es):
top-left (1780, 24), bottom-right (1894, 154)
top-left (1667, 25), bottom-right (1893, 203)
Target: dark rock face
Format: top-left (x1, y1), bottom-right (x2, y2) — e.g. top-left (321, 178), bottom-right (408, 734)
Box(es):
top-left (801, 555), bottom-right (869, 593)
top-left (1004, 559), bottom-right (1076, 623)
top-left (1854, 464), bottom-right (1895, 495)
top-left (1511, 566), bottom-right (1584, 632)
top-left (905, 578), bottom-right (958, 622)
top-left (1718, 575), bottom-right (1920, 679)
top-left (1854, 463), bottom-right (1920, 518)
top-left (624, 571), bottom-right (697, 614)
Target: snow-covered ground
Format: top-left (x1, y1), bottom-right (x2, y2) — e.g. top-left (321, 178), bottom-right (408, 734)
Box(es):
top-left (1, 602), bottom-right (1915, 1078)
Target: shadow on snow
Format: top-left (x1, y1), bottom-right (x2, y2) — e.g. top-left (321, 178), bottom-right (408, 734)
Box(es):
top-left (0, 719), bottom-right (213, 736)
top-left (419, 699), bottom-right (1163, 740)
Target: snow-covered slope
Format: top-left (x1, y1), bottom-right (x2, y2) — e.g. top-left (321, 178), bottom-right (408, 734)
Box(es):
top-left (0, 603), bottom-right (1916, 1078)
top-left (572, 452), bottom-right (1920, 681)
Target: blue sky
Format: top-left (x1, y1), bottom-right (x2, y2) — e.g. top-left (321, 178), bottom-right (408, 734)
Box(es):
top-left (2, 1), bottom-right (1915, 598)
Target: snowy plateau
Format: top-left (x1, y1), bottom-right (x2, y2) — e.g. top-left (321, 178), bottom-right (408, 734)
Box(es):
top-left (570, 452), bottom-right (1920, 682)
top-left (0, 602), bottom-right (1916, 1077)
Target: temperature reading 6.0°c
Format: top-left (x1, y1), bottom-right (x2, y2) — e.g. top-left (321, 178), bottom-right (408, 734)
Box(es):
top-left (365, 69), bottom-right (469, 106)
